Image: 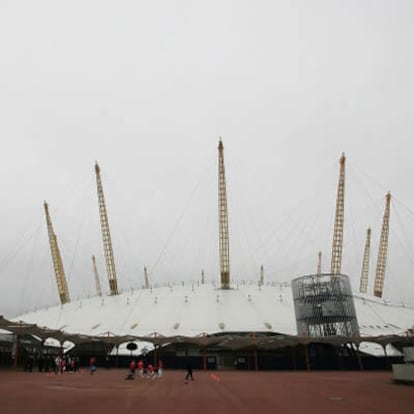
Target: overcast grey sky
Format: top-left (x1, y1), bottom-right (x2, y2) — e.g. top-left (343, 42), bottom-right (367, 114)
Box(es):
top-left (1, 1), bottom-right (414, 318)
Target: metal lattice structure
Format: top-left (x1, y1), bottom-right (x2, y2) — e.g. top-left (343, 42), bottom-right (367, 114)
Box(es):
top-left (317, 251), bottom-right (322, 277)
top-left (95, 162), bottom-right (119, 295)
top-left (218, 139), bottom-right (230, 289)
top-left (359, 227), bottom-right (371, 294)
top-left (292, 274), bottom-right (359, 338)
top-left (331, 153), bottom-right (346, 275)
top-left (44, 201), bottom-right (70, 304)
top-left (144, 266), bottom-right (149, 289)
top-left (92, 255), bottom-right (102, 297)
top-left (374, 193), bottom-right (391, 298)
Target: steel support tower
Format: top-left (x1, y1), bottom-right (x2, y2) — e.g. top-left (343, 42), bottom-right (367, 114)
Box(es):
top-left (317, 251), bottom-right (322, 277)
top-left (95, 162), bottom-right (119, 295)
top-left (374, 193), bottom-right (391, 298)
top-left (144, 266), bottom-right (149, 289)
top-left (44, 201), bottom-right (70, 304)
top-left (331, 153), bottom-right (346, 275)
top-left (359, 227), bottom-right (371, 294)
top-left (218, 139), bottom-right (230, 289)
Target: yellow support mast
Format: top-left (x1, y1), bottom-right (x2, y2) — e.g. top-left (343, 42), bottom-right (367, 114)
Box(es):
top-left (331, 153), bottom-right (346, 276)
top-left (374, 193), bottom-right (391, 298)
top-left (359, 227), bottom-right (371, 294)
top-left (317, 251), bottom-right (322, 277)
top-left (144, 266), bottom-right (149, 289)
top-left (92, 255), bottom-right (102, 297)
top-left (95, 162), bottom-right (119, 295)
top-left (44, 201), bottom-right (70, 304)
top-left (218, 139), bottom-right (230, 289)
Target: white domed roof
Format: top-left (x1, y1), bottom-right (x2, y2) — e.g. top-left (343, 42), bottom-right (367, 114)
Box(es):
top-left (14, 281), bottom-right (414, 340)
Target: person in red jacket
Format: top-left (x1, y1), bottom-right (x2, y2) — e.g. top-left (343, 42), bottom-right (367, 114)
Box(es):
top-left (89, 356), bottom-right (96, 375)
top-left (147, 364), bottom-right (154, 379)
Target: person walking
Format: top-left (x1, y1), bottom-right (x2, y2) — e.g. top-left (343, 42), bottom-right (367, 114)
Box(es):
top-left (137, 359), bottom-right (144, 378)
top-left (89, 356), bottom-right (96, 375)
top-left (54, 356), bottom-right (60, 374)
top-left (147, 363), bottom-right (155, 379)
top-left (157, 360), bottom-right (164, 378)
top-left (125, 359), bottom-right (136, 380)
top-left (185, 359), bottom-right (194, 382)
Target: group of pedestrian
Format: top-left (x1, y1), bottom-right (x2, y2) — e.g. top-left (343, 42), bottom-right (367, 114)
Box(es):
top-left (54, 355), bottom-right (80, 374)
top-left (23, 353), bottom-right (195, 383)
top-left (126, 359), bottom-right (164, 380)
top-left (22, 354), bottom-right (81, 373)
top-left (125, 358), bottom-right (195, 383)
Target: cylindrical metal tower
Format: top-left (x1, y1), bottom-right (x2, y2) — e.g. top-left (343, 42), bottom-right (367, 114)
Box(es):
top-left (292, 274), bottom-right (359, 337)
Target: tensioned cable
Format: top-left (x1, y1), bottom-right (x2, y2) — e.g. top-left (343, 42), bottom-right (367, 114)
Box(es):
top-left (347, 160), bottom-right (390, 200)
top-left (391, 193), bottom-right (414, 218)
top-left (203, 170), bottom-right (218, 283)
top-left (230, 157), bottom-right (340, 284)
top-left (17, 212), bottom-right (44, 315)
top-left (389, 200), bottom-right (414, 266)
top-left (188, 170), bottom-right (217, 283)
top-left (247, 165), bottom-right (337, 267)
top-left (48, 173), bottom-right (95, 329)
top-left (148, 157), bottom-right (215, 279)
top-left (0, 210), bottom-right (44, 269)
top-left (116, 155), bottom-right (215, 332)
top-left (66, 199), bottom-right (89, 286)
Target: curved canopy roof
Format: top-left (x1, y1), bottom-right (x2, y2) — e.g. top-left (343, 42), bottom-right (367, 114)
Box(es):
top-left (5, 282), bottom-right (414, 353)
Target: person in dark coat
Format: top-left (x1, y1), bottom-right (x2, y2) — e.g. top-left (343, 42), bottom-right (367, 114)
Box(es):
top-left (185, 360), bottom-right (194, 381)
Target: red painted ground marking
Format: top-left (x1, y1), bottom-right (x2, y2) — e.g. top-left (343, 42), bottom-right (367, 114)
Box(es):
top-left (209, 373), bottom-right (221, 382)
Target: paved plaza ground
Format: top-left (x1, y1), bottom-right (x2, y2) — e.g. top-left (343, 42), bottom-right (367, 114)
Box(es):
top-left (0, 369), bottom-right (413, 413)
